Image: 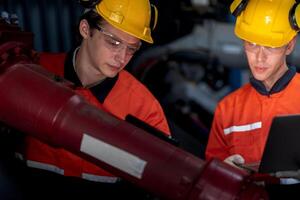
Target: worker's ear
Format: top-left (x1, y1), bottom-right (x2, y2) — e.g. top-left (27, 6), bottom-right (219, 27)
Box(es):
top-left (79, 19), bottom-right (90, 39)
top-left (286, 36), bottom-right (297, 55)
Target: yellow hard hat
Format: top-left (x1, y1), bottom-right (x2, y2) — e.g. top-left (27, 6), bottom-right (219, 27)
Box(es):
top-left (230, 0), bottom-right (300, 47)
top-left (95, 0), bottom-right (157, 44)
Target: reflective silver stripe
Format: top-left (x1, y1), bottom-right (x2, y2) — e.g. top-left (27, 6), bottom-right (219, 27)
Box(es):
top-left (224, 122), bottom-right (262, 135)
top-left (82, 173), bottom-right (119, 183)
top-left (26, 160), bottom-right (120, 183)
top-left (80, 134), bottom-right (147, 179)
top-left (26, 160), bottom-right (64, 175)
top-left (280, 178), bottom-right (300, 185)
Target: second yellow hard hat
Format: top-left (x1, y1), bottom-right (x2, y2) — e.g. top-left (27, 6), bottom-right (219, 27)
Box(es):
top-left (230, 0), bottom-right (300, 47)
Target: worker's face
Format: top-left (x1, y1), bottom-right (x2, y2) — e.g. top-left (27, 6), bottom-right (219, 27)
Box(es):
top-left (84, 21), bottom-right (141, 79)
top-left (244, 38), bottom-right (296, 90)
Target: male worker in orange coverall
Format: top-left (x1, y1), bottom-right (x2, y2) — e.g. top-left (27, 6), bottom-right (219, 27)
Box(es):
top-left (206, 0), bottom-right (300, 171)
top-left (19, 0), bottom-right (170, 199)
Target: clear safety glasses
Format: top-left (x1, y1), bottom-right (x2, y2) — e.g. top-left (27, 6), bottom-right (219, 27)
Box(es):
top-left (95, 25), bottom-right (142, 56)
top-left (244, 41), bottom-right (287, 54)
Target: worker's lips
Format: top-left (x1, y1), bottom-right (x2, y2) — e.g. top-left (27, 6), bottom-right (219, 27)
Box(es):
top-left (108, 64), bottom-right (121, 70)
top-left (254, 66), bottom-right (268, 73)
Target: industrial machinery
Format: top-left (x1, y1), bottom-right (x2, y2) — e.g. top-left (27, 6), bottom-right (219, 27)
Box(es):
top-left (0, 19), bottom-right (269, 200)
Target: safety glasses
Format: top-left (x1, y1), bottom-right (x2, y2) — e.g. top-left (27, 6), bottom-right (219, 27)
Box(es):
top-left (95, 25), bottom-right (142, 56)
top-left (244, 41), bottom-right (287, 54)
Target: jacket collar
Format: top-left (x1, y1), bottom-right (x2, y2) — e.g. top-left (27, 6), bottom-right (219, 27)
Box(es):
top-left (250, 66), bottom-right (296, 96)
top-left (64, 47), bottom-right (118, 103)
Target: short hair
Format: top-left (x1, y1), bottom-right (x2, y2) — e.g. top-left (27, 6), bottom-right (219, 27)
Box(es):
top-left (75, 10), bottom-right (105, 45)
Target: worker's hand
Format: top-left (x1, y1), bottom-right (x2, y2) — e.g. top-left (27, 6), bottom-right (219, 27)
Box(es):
top-left (224, 154), bottom-right (245, 169)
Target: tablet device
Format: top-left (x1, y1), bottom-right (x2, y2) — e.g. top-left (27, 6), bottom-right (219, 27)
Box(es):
top-left (258, 114), bottom-right (300, 174)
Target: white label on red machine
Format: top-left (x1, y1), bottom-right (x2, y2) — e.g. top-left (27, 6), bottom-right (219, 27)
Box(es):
top-left (80, 133), bottom-right (147, 179)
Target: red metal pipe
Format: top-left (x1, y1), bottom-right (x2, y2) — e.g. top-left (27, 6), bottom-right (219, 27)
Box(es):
top-left (0, 43), bottom-right (268, 200)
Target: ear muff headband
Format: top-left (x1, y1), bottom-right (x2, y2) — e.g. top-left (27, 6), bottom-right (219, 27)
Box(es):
top-left (289, 1), bottom-right (300, 31)
top-left (79, 0), bottom-right (101, 8)
top-left (230, 0), bottom-right (249, 17)
top-left (150, 4), bottom-right (158, 31)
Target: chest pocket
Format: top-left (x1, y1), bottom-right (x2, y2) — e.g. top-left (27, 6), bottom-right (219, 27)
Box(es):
top-left (225, 129), bottom-right (261, 147)
top-left (225, 128), bottom-right (264, 162)
top-left (223, 122), bottom-right (263, 150)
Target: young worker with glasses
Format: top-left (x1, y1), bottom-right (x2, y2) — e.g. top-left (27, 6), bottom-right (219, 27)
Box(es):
top-left (20, 0), bottom-right (170, 199)
top-left (206, 0), bottom-right (300, 169)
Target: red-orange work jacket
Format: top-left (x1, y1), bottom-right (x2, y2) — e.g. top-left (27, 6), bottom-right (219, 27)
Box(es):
top-left (205, 68), bottom-right (300, 164)
top-left (22, 51), bottom-right (170, 183)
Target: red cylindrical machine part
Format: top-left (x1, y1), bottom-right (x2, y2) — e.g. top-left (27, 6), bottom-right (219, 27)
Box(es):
top-left (189, 159), bottom-right (268, 200)
top-left (0, 63), bottom-right (268, 200)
